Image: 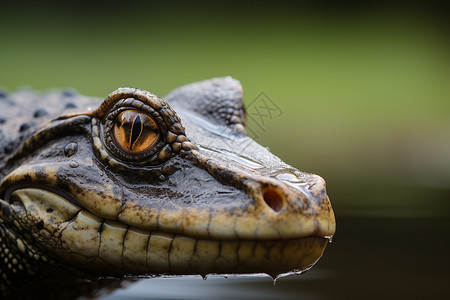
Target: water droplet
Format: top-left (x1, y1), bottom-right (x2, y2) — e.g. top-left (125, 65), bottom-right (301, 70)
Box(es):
top-left (69, 161), bottom-right (79, 168)
top-left (273, 269), bottom-right (308, 284)
top-left (64, 142), bottom-right (78, 157)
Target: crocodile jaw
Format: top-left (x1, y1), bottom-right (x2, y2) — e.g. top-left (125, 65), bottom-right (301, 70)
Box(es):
top-left (8, 188), bottom-right (329, 278)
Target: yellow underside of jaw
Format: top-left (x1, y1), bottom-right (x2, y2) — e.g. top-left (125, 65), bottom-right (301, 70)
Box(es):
top-left (10, 188), bottom-right (329, 277)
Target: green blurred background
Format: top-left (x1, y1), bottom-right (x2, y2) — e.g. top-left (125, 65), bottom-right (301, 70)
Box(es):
top-left (1, 1), bottom-right (448, 217)
top-left (1, 1), bottom-right (449, 298)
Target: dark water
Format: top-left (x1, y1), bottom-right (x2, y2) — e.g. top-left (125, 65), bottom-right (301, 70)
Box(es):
top-left (100, 214), bottom-right (450, 299)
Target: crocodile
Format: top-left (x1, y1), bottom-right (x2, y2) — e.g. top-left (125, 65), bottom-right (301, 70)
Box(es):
top-left (0, 77), bottom-right (335, 299)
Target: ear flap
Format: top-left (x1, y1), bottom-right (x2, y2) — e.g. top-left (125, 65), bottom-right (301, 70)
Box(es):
top-left (164, 77), bottom-right (246, 133)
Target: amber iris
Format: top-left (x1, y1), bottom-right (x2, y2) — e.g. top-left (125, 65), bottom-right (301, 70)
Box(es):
top-left (113, 110), bottom-right (159, 154)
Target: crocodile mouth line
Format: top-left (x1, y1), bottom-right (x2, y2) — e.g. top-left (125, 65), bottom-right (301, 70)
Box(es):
top-left (4, 185), bottom-right (331, 241)
top-left (4, 184), bottom-right (87, 210)
top-left (4, 186), bottom-right (330, 277)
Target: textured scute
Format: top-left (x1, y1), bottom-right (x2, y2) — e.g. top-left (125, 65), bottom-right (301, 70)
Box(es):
top-left (0, 88), bottom-right (98, 168)
top-left (165, 77), bottom-right (246, 130)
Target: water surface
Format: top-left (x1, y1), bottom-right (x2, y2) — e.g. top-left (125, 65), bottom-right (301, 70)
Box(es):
top-left (102, 213), bottom-right (449, 299)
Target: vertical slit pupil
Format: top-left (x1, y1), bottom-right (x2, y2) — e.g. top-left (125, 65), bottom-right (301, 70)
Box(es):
top-left (130, 115), bottom-right (143, 150)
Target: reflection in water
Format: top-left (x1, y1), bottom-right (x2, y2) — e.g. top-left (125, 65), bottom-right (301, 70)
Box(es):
top-left (102, 216), bottom-right (450, 299)
top-left (102, 276), bottom-right (317, 300)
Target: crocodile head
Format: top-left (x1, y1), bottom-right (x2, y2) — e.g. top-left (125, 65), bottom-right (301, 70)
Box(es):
top-left (0, 77), bottom-right (335, 295)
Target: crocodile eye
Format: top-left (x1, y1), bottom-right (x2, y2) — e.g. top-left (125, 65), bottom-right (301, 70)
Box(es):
top-left (92, 88), bottom-right (188, 169)
top-left (112, 110), bottom-right (160, 154)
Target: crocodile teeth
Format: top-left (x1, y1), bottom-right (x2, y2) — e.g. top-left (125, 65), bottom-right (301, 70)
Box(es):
top-left (10, 188), bottom-right (329, 277)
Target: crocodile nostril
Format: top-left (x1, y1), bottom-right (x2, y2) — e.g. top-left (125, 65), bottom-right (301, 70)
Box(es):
top-left (262, 186), bottom-right (284, 212)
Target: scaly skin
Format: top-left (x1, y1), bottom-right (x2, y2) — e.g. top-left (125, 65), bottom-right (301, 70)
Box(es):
top-left (0, 77), bottom-right (335, 299)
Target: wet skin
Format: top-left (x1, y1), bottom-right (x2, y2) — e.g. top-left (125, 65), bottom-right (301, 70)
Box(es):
top-left (0, 77), bottom-right (335, 298)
